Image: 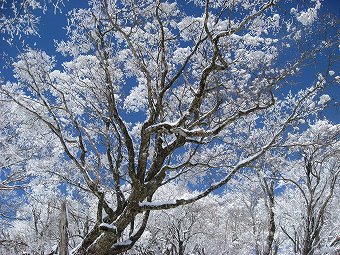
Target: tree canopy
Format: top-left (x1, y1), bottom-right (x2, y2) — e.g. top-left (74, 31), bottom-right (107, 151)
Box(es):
top-left (0, 0), bottom-right (339, 254)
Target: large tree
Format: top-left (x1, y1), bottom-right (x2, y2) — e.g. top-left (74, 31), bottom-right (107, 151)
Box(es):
top-left (0, 0), bottom-right (338, 254)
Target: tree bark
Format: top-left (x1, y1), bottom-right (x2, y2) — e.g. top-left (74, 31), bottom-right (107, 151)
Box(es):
top-left (59, 200), bottom-right (69, 255)
top-left (263, 196), bottom-right (276, 255)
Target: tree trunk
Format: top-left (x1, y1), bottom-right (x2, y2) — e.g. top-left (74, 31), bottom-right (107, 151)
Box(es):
top-left (178, 240), bottom-right (184, 255)
top-left (59, 200), bottom-right (69, 255)
top-left (263, 198), bottom-right (275, 255)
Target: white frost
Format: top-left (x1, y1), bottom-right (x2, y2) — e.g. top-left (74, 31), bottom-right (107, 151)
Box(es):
top-left (99, 222), bottom-right (117, 231)
top-left (329, 70), bottom-right (335, 76)
top-left (173, 47), bottom-right (191, 62)
top-left (139, 200), bottom-right (177, 207)
top-left (318, 94), bottom-right (331, 105)
top-left (124, 77), bottom-right (148, 112)
top-left (296, 1), bottom-right (321, 26)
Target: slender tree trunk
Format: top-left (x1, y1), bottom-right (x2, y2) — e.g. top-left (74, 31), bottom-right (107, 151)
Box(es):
top-left (178, 240), bottom-right (184, 255)
top-left (302, 233), bottom-right (312, 255)
top-left (263, 196), bottom-right (275, 255)
top-left (257, 169), bottom-right (277, 255)
top-left (272, 240), bottom-right (279, 255)
top-left (59, 200), bottom-right (69, 255)
top-left (251, 213), bottom-right (260, 255)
